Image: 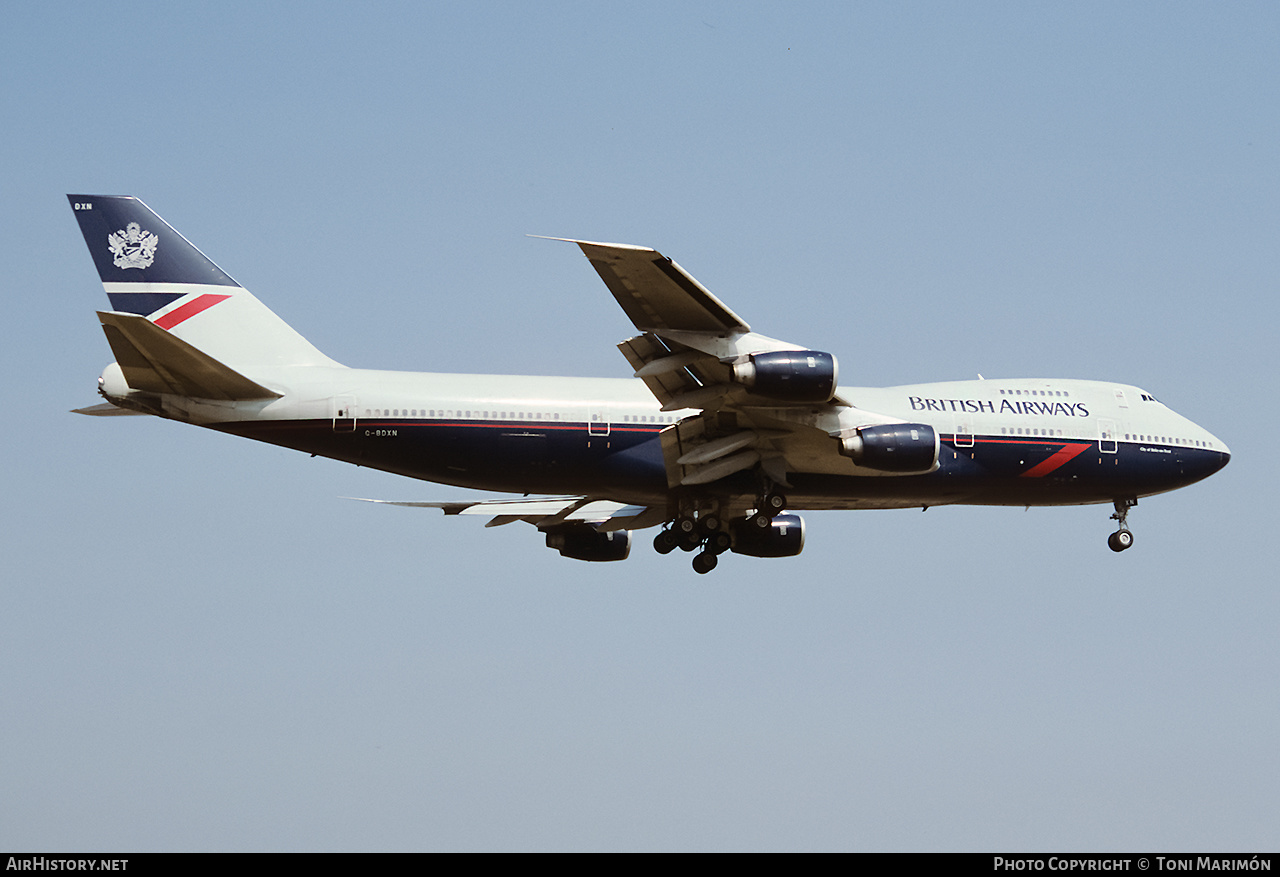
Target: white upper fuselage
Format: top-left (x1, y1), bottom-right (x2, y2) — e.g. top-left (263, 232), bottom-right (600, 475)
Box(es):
top-left (149, 365), bottom-right (1228, 455)
top-left (99, 360), bottom-right (1229, 517)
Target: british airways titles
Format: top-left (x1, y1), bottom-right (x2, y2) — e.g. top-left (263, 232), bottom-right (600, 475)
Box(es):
top-left (908, 396), bottom-right (1091, 418)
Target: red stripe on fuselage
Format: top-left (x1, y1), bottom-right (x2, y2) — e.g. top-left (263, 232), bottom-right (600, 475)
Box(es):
top-left (154, 294), bottom-right (232, 329)
top-left (1020, 442), bottom-right (1092, 477)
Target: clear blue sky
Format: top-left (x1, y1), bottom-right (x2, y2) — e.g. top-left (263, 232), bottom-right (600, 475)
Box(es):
top-left (2, 1), bottom-right (1276, 851)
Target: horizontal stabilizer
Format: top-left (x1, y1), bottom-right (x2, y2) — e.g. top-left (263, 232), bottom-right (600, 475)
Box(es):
top-left (98, 311), bottom-right (281, 400)
top-left (71, 402), bottom-right (146, 416)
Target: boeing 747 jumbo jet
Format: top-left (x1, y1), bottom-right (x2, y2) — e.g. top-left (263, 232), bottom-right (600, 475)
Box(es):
top-left (70, 195), bottom-right (1230, 573)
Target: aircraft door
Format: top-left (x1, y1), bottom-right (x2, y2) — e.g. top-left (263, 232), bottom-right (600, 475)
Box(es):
top-left (588, 407), bottom-right (611, 437)
top-left (333, 393), bottom-right (357, 433)
top-left (1098, 418), bottom-right (1118, 454)
top-left (954, 413), bottom-right (975, 448)
top-left (587, 406), bottom-right (611, 450)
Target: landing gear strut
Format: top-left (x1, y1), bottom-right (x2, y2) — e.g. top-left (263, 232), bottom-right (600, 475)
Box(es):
top-left (1108, 498), bottom-right (1136, 552)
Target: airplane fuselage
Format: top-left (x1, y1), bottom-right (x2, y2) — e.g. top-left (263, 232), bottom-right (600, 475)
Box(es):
top-left (116, 365), bottom-right (1229, 513)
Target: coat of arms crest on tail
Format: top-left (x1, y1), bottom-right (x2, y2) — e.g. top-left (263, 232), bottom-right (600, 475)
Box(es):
top-left (107, 222), bottom-right (158, 270)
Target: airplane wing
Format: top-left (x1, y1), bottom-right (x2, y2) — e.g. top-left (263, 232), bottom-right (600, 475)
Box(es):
top-left (566, 240), bottom-right (751, 335)
top-left (559, 239), bottom-right (889, 490)
top-left (563, 238), bottom-right (843, 402)
top-left (349, 496), bottom-right (668, 532)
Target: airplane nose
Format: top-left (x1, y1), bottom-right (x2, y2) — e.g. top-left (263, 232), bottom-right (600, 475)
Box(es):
top-left (1189, 442), bottom-right (1230, 482)
top-left (1211, 436), bottom-right (1230, 470)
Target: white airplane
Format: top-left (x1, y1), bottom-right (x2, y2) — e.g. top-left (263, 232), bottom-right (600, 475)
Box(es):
top-left (70, 195), bottom-right (1230, 573)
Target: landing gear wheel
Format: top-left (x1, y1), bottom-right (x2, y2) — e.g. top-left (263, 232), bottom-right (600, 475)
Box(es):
top-left (1108, 530), bottom-right (1134, 552)
top-left (708, 532), bottom-right (732, 553)
top-left (679, 532), bottom-right (702, 552)
top-left (699, 515), bottom-right (722, 535)
top-left (692, 551), bottom-right (719, 574)
top-left (751, 512), bottom-right (772, 529)
top-left (675, 516), bottom-right (698, 536)
top-left (653, 529), bottom-right (679, 555)
top-left (754, 492), bottom-right (787, 520)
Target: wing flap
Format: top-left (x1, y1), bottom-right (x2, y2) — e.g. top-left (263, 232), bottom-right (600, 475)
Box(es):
top-left (617, 332), bottom-right (740, 413)
top-left (349, 496), bottom-right (663, 531)
top-left (617, 333), bottom-right (699, 410)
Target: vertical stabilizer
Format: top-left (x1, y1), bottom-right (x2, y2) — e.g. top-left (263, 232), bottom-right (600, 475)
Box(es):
top-left (68, 195), bottom-right (340, 371)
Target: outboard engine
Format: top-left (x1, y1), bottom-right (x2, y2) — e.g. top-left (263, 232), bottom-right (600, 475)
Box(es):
top-left (838, 423), bottom-right (939, 473)
top-left (543, 524), bottom-right (632, 562)
top-left (730, 514), bottom-right (806, 558)
top-left (730, 350), bottom-right (838, 403)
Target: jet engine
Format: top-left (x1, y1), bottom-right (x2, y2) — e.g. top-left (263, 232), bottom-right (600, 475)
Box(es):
top-left (838, 423), bottom-right (939, 473)
top-left (730, 514), bottom-right (806, 558)
top-left (543, 524), bottom-right (632, 562)
top-left (730, 350), bottom-right (838, 403)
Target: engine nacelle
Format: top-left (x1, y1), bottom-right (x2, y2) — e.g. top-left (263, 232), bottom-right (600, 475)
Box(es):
top-left (730, 514), bottom-right (806, 558)
top-left (543, 524), bottom-right (632, 562)
top-left (838, 423), bottom-right (939, 473)
top-left (731, 350), bottom-right (838, 403)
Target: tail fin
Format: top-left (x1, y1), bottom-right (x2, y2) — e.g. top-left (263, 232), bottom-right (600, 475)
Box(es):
top-left (68, 195), bottom-right (339, 372)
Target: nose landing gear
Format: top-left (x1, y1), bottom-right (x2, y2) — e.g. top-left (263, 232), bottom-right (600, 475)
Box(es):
top-left (1108, 498), bottom-right (1136, 552)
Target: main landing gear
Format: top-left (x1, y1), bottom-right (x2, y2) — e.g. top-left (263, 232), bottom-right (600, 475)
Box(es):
top-left (652, 491), bottom-right (789, 574)
top-left (1108, 498), bottom-right (1136, 552)
top-left (653, 512), bottom-right (733, 574)
top-left (748, 491), bottom-right (787, 530)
